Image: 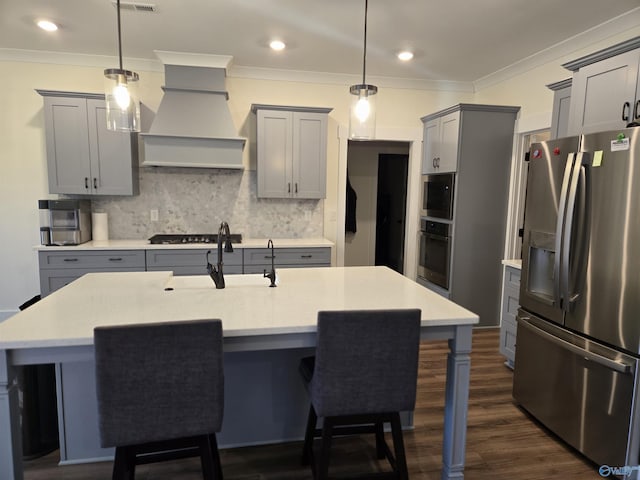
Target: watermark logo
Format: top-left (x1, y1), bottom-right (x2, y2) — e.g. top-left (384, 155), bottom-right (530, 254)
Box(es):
top-left (599, 464), bottom-right (639, 477)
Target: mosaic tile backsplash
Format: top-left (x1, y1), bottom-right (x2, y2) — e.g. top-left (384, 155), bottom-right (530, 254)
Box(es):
top-left (91, 167), bottom-right (323, 240)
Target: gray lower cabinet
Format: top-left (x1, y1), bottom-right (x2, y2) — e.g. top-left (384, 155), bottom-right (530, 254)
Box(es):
top-left (499, 264), bottom-right (521, 369)
top-left (38, 250), bottom-right (145, 296)
top-left (146, 249), bottom-right (243, 276)
top-left (243, 247), bottom-right (331, 273)
top-left (37, 90), bottom-right (139, 196)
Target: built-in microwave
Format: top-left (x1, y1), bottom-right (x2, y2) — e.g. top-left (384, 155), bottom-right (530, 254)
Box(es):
top-left (422, 173), bottom-right (455, 220)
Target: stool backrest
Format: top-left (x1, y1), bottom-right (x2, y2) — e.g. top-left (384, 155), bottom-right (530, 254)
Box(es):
top-left (94, 319), bottom-right (224, 447)
top-left (310, 309), bottom-right (421, 417)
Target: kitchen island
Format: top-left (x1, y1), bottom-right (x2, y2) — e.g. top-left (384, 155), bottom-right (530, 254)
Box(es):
top-left (0, 266), bottom-right (478, 480)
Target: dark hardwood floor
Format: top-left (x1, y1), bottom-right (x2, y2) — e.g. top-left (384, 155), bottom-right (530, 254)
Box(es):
top-left (24, 328), bottom-right (601, 479)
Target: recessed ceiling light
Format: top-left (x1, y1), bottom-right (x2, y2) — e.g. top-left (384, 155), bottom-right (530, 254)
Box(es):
top-left (37, 20), bottom-right (58, 32)
top-left (397, 51), bottom-right (414, 61)
top-left (270, 40), bottom-right (286, 51)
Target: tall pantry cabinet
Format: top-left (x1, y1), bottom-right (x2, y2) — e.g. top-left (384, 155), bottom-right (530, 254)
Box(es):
top-left (420, 104), bottom-right (520, 327)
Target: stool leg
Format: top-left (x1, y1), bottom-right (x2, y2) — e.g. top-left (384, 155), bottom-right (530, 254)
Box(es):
top-left (375, 422), bottom-right (385, 459)
top-left (112, 446), bottom-right (135, 480)
top-left (209, 434), bottom-right (224, 480)
top-left (390, 413), bottom-right (409, 480)
top-left (199, 434), bottom-right (215, 480)
top-left (302, 404), bottom-right (317, 466)
top-left (317, 417), bottom-right (334, 480)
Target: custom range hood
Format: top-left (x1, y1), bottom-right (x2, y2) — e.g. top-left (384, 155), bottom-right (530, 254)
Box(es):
top-left (141, 52), bottom-right (246, 169)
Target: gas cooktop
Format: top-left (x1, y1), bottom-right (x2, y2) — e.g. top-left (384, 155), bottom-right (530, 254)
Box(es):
top-left (148, 234), bottom-right (243, 245)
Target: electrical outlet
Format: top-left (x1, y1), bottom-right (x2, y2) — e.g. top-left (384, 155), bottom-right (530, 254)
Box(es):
top-left (150, 209), bottom-right (159, 222)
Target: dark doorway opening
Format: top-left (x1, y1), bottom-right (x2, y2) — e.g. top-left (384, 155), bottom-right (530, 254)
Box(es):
top-left (375, 153), bottom-right (408, 274)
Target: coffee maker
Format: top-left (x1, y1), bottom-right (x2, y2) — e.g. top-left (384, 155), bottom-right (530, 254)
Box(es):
top-left (38, 200), bottom-right (92, 246)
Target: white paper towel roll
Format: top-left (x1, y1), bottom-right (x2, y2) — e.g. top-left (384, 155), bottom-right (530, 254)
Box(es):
top-left (92, 212), bottom-right (109, 241)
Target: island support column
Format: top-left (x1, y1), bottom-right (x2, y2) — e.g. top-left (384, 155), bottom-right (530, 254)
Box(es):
top-left (441, 324), bottom-right (473, 480)
top-left (0, 350), bottom-right (23, 480)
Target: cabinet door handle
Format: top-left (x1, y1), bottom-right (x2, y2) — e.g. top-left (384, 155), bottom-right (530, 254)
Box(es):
top-left (301, 255), bottom-right (313, 259)
top-left (93, 178), bottom-right (98, 189)
top-left (108, 258), bottom-right (123, 262)
top-left (635, 100), bottom-right (640, 120)
top-left (63, 258), bottom-right (79, 262)
top-left (622, 102), bottom-right (630, 122)
top-left (288, 183), bottom-right (291, 193)
top-left (85, 177), bottom-right (89, 189)
top-left (295, 183), bottom-right (298, 194)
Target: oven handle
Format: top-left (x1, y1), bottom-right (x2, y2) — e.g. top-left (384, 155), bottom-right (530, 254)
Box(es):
top-left (423, 233), bottom-right (450, 242)
top-left (519, 316), bottom-right (634, 374)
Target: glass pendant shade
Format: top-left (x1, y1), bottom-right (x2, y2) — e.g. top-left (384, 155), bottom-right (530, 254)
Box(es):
top-left (104, 69), bottom-right (140, 132)
top-left (349, 83), bottom-right (377, 140)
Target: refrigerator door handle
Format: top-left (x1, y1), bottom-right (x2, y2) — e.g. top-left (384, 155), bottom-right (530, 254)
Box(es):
top-left (554, 153), bottom-right (577, 308)
top-left (561, 152), bottom-right (592, 311)
top-left (518, 316), bottom-right (633, 374)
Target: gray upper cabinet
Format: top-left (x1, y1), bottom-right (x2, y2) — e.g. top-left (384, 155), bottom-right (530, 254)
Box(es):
top-left (421, 110), bottom-right (460, 174)
top-left (252, 104), bottom-right (332, 199)
top-left (547, 78), bottom-right (572, 139)
top-left (563, 38), bottom-right (640, 135)
top-left (37, 90), bottom-right (139, 196)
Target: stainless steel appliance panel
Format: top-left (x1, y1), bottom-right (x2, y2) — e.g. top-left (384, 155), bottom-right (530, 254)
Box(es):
top-left (519, 136), bottom-right (580, 325)
top-left (513, 311), bottom-right (636, 468)
top-left (565, 128), bottom-right (640, 354)
top-left (421, 173), bottom-right (454, 220)
top-left (418, 219), bottom-right (451, 289)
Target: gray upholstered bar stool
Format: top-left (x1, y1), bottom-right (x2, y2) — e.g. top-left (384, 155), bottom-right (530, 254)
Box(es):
top-left (299, 309), bottom-right (422, 480)
top-left (94, 319), bottom-right (225, 480)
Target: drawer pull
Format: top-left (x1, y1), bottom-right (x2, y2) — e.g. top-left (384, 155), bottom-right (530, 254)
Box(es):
top-left (264, 255), bottom-right (275, 259)
top-left (108, 258), bottom-right (123, 262)
top-left (301, 255), bottom-right (313, 259)
top-left (63, 258), bottom-right (79, 262)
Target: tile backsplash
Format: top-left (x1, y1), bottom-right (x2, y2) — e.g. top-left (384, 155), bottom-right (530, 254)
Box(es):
top-left (91, 167), bottom-right (323, 239)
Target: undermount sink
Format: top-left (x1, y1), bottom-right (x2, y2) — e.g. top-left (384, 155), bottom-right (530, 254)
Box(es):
top-left (164, 274), bottom-right (273, 291)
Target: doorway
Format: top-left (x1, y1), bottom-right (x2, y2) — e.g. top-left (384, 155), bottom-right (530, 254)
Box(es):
top-left (344, 141), bottom-right (409, 273)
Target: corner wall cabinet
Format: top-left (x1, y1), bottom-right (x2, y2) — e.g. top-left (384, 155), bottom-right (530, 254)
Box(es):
top-left (421, 110), bottom-right (460, 174)
top-left (252, 104), bottom-right (332, 199)
top-left (547, 78), bottom-right (572, 140)
top-left (419, 104), bottom-right (520, 327)
top-left (499, 262), bottom-right (521, 369)
top-left (563, 38), bottom-right (640, 135)
top-left (37, 90), bottom-right (139, 196)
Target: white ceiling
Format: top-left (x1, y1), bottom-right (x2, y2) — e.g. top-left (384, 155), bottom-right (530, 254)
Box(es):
top-left (1, 0), bottom-right (639, 84)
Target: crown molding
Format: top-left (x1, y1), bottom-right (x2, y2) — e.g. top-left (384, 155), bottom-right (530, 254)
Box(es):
top-left (227, 65), bottom-right (474, 92)
top-left (0, 48), bottom-right (163, 72)
top-left (473, 7), bottom-right (640, 91)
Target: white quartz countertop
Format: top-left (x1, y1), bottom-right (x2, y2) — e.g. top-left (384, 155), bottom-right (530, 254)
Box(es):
top-left (34, 238), bottom-right (333, 251)
top-left (0, 267), bottom-right (478, 349)
top-left (502, 259), bottom-right (522, 269)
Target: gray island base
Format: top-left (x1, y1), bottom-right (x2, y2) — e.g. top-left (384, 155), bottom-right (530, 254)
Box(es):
top-left (0, 266), bottom-right (478, 480)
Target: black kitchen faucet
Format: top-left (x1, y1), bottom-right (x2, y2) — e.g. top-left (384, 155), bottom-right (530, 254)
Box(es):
top-left (206, 222), bottom-right (234, 289)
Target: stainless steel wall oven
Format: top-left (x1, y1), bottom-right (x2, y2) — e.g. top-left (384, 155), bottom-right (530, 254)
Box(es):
top-left (418, 218), bottom-right (451, 289)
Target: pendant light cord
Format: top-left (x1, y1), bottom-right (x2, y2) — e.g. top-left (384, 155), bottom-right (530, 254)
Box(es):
top-left (362, 0), bottom-right (368, 85)
top-left (117, 0), bottom-right (123, 70)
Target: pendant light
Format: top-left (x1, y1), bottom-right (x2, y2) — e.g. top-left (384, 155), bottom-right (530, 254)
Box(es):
top-left (104, 0), bottom-right (140, 132)
top-left (349, 0), bottom-right (377, 140)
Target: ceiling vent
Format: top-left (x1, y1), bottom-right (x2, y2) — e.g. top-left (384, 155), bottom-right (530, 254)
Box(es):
top-left (111, 2), bottom-right (157, 13)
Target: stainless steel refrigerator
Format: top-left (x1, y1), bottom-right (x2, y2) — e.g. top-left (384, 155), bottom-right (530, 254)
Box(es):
top-left (513, 127), bottom-right (640, 474)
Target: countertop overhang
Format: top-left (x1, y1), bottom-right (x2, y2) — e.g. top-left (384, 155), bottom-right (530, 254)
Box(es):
top-left (0, 267), bottom-right (478, 350)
